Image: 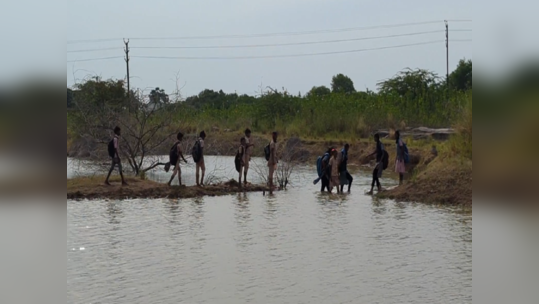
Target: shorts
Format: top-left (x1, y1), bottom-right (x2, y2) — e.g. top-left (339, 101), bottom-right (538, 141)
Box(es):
top-left (110, 158), bottom-right (123, 173)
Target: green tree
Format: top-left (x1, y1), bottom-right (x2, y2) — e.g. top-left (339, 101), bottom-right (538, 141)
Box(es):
top-left (307, 86), bottom-right (331, 97)
top-left (449, 59), bottom-right (472, 92)
top-left (149, 87), bottom-right (169, 104)
top-left (377, 68), bottom-right (441, 99)
top-left (73, 78), bottom-right (127, 109)
top-left (331, 74), bottom-right (356, 94)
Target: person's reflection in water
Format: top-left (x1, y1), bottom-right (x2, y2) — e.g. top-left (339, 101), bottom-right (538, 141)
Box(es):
top-left (164, 199), bottom-right (183, 225)
top-left (234, 193), bottom-right (253, 249)
top-left (371, 197), bottom-right (388, 216)
top-left (105, 201), bottom-right (123, 226)
top-left (188, 198), bottom-right (206, 248)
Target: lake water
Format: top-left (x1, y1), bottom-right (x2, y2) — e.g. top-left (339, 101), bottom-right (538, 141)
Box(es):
top-left (67, 156), bottom-right (472, 303)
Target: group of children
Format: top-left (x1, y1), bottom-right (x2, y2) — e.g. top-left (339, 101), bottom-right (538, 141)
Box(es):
top-left (105, 126), bottom-right (407, 195)
top-left (318, 131), bottom-right (408, 195)
top-left (105, 127), bottom-right (280, 193)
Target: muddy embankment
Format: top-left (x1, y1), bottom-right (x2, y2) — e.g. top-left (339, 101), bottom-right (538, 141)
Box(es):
top-left (67, 177), bottom-right (270, 200)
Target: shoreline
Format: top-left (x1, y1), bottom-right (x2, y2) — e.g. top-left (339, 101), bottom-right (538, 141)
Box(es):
top-left (67, 176), bottom-right (270, 201)
top-left (67, 133), bottom-right (471, 205)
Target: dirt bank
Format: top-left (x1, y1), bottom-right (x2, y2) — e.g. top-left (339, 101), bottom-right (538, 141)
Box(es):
top-left (379, 157), bottom-right (472, 206)
top-left (67, 176), bottom-right (269, 200)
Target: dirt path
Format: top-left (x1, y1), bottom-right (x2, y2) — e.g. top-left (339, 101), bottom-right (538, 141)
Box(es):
top-left (67, 177), bottom-right (269, 200)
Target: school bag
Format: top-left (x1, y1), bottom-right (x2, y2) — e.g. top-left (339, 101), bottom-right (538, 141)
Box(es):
top-left (264, 143), bottom-right (271, 161)
top-left (402, 141), bottom-right (410, 164)
top-left (382, 149), bottom-right (389, 171)
top-left (191, 140), bottom-right (202, 163)
top-left (107, 138), bottom-right (116, 158)
top-left (169, 141), bottom-right (181, 166)
top-left (316, 152), bottom-right (330, 177)
top-left (235, 146), bottom-right (244, 173)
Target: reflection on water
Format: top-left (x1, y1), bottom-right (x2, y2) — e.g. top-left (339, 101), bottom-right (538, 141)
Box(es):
top-left (67, 157), bottom-right (471, 304)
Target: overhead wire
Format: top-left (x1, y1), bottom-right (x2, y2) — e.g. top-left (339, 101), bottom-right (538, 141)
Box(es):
top-left (130, 30), bottom-right (445, 50)
top-left (129, 40), bottom-right (446, 60)
top-left (67, 20), bottom-right (448, 44)
top-left (67, 56), bottom-right (123, 63)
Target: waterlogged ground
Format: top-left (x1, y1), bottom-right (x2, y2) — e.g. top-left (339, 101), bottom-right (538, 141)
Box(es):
top-left (67, 156), bottom-right (472, 303)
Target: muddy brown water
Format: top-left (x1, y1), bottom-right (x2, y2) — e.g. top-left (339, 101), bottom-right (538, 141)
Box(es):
top-left (67, 156), bottom-right (472, 303)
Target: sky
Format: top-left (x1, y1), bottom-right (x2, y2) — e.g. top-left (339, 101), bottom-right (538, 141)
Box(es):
top-left (66, 0), bottom-right (474, 97)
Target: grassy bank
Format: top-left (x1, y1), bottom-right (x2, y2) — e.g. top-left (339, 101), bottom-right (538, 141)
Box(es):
top-left (67, 176), bottom-right (269, 200)
top-left (380, 97), bottom-right (472, 206)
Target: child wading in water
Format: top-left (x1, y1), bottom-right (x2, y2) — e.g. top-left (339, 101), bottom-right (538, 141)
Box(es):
top-left (328, 148), bottom-right (341, 193)
top-left (367, 133), bottom-right (384, 195)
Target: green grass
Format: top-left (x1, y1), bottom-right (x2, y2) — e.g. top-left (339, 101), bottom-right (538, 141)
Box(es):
top-left (170, 91), bottom-right (471, 140)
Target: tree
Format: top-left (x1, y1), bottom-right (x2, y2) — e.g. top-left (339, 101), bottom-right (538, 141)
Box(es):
top-left (67, 89), bottom-right (73, 108)
top-left (331, 74), bottom-right (356, 94)
top-left (377, 68), bottom-right (441, 99)
top-left (449, 59), bottom-right (472, 92)
top-left (73, 78), bottom-right (128, 109)
top-left (307, 86), bottom-right (331, 97)
top-left (71, 78), bottom-right (179, 176)
top-left (149, 87), bottom-right (169, 104)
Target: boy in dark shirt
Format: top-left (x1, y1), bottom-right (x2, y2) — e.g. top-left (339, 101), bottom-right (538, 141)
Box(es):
top-left (367, 134), bottom-right (383, 195)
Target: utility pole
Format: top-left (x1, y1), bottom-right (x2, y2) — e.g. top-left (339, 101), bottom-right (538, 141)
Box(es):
top-left (445, 20), bottom-right (449, 89)
top-left (124, 39), bottom-right (131, 111)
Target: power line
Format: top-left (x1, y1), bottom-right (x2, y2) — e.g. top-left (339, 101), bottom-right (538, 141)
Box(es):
top-left (67, 47), bottom-right (123, 53)
top-left (129, 40), bottom-right (445, 60)
top-left (130, 30), bottom-right (445, 50)
top-left (67, 20), bottom-right (447, 44)
top-left (66, 29), bottom-right (471, 53)
top-left (67, 38), bottom-right (122, 45)
top-left (66, 56), bottom-right (123, 63)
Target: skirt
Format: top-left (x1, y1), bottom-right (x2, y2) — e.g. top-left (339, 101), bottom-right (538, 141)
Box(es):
top-left (395, 159), bottom-right (406, 174)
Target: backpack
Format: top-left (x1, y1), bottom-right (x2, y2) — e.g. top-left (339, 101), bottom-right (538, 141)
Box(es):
top-left (108, 138), bottom-right (115, 158)
top-left (264, 143), bottom-right (271, 161)
top-left (191, 140), bottom-right (201, 163)
top-left (169, 141), bottom-right (180, 166)
top-left (402, 142), bottom-right (410, 164)
top-left (235, 146), bottom-right (244, 173)
top-left (382, 150), bottom-right (389, 171)
top-left (316, 153), bottom-right (330, 177)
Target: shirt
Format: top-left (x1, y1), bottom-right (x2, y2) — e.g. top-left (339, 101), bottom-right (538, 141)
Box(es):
top-left (376, 141), bottom-right (383, 163)
top-left (340, 149), bottom-right (348, 171)
top-left (245, 137), bottom-right (254, 158)
top-left (268, 141), bottom-right (278, 166)
top-left (239, 146), bottom-right (248, 164)
top-left (113, 136), bottom-right (120, 156)
top-left (396, 139), bottom-right (404, 161)
top-left (329, 156), bottom-right (340, 177)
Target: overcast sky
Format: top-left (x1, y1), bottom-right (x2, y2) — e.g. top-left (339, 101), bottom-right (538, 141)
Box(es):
top-left (66, 0), bottom-right (473, 97)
